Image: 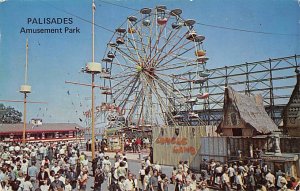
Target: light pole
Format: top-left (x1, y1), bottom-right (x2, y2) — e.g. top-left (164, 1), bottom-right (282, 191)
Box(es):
top-left (65, 0), bottom-right (101, 160)
top-left (20, 39), bottom-right (31, 145)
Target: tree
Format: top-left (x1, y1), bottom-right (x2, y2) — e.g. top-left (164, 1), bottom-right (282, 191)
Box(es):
top-left (0, 103), bottom-right (22, 124)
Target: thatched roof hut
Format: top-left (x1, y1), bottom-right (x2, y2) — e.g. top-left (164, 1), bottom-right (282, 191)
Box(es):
top-left (217, 86), bottom-right (278, 136)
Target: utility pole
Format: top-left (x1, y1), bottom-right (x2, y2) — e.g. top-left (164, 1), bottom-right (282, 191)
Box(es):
top-left (66, 0), bottom-right (101, 159)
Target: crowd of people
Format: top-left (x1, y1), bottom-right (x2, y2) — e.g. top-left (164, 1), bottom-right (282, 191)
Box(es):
top-left (0, 141), bottom-right (87, 191)
top-left (196, 159), bottom-right (300, 191)
top-left (0, 141), bottom-right (300, 191)
top-left (85, 137), bottom-right (151, 153)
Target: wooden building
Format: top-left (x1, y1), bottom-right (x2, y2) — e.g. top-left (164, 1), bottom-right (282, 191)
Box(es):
top-left (0, 119), bottom-right (84, 142)
top-left (282, 73), bottom-right (300, 136)
top-left (152, 125), bottom-right (206, 170)
top-left (216, 86), bottom-right (278, 136)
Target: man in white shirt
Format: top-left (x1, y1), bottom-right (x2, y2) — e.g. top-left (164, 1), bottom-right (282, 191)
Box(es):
top-left (102, 156), bottom-right (111, 176)
top-left (124, 173), bottom-right (135, 191)
top-left (228, 164), bottom-right (235, 187)
top-left (39, 145), bottom-right (45, 160)
top-left (58, 172), bottom-right (66, 184)
top-left (145, 156), bottom-right (151, 168)
top-left (265, 169), bottom-right (275, 188)
top-left (221, 169), bottom-right (231, 191)
top-left (59, 146), bottom-right (65, 156)
top-left (69, 154), bottom-right (77, 166)
top-left (51, 161), bottom-right (61, 174)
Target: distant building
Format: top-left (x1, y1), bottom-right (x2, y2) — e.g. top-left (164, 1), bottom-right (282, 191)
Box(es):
top-left (216, 86), bottom-right (278, 136)
top-left (282, 73), bottom-right (300, 136)
top-left (0, 120), bottom-right (84, 142)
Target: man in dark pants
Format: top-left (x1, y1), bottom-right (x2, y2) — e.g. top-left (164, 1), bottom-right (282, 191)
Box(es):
top-left (92, 157), bottom-right (99, 177)
top-left (94, 168), bottom-right (105, 191)
top-left (37, 166), bottom-right (49, 187)
top-left (149, 147), bottom-right (153, 164)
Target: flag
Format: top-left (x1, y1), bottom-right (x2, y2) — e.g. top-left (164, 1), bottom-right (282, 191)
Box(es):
top-left (92, 2), bottom-right (96, 11)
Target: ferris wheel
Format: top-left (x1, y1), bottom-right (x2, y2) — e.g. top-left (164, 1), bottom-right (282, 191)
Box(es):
top-left (99, 6), bottom-right (210, 129)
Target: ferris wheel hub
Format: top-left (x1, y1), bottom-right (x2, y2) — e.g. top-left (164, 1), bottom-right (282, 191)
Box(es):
top-left (136, 65), bottom-right (143, 72)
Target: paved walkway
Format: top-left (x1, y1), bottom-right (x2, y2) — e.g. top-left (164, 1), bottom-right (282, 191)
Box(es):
top-left (83, 150), bottom-right (221, 190)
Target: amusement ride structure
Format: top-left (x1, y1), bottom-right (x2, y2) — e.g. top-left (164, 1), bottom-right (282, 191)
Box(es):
top-left (173, 55), bottom-right (300, 126)
top-left (97, 6), bottom-right (208, 131)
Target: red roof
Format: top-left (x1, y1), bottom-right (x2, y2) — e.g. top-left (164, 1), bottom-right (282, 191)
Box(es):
top-left (0, 123), bottom-right (84, 135)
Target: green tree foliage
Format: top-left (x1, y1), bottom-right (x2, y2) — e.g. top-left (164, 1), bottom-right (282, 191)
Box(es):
top-left (0, 103), bottom-right (22, 124)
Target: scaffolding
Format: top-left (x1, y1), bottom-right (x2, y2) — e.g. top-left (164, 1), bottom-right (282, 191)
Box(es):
top-left (173, 55), bottom-right (300, 126)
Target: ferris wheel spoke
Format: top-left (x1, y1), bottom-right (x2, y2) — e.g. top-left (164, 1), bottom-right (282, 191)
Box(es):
top-left (136, 92), bottom-right (147, 126)
top-left (147, 72), bottom-right (185, 108)
top-left (157, 45), bottom-right (195, 69)
top-left (111, 73), bottom-right (136, 83)
top-left (154, 77), bottom-right (186, 105)
top-left (147, 30), bottom-right (177, 68)
top-left (134, 26), bottom-right (148, 58)
top-left (113, 75), bottom-right (139, 103)
top-left (155, 40), bottom-right (193, 67)
top-left (127, 36), bottom-right (144, 63)
top-left (153, 82), bottom-right (180, 126)
top-left (127, 87), bottom-right (144, 123)
top-left (155, 61), bottom-right (197, 72)
top-left (115, 47), bottom-right (139, 65)
top-left (147, 15), bottom-right (171, 63)
top-left (155, 82), bottom-right (188, 122)
top-left (143, 75), bottom-right (178, 126)
top-left (110, 68), bottom-right (136, 79)
top-left (150, 28), bottom-right (184, 66)
top-left (114, 54), bottom-right (138, 74)
top-left (152, 33), bottom-right (187, 66)
top-left (118, 76), bottom-right (140, 110)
